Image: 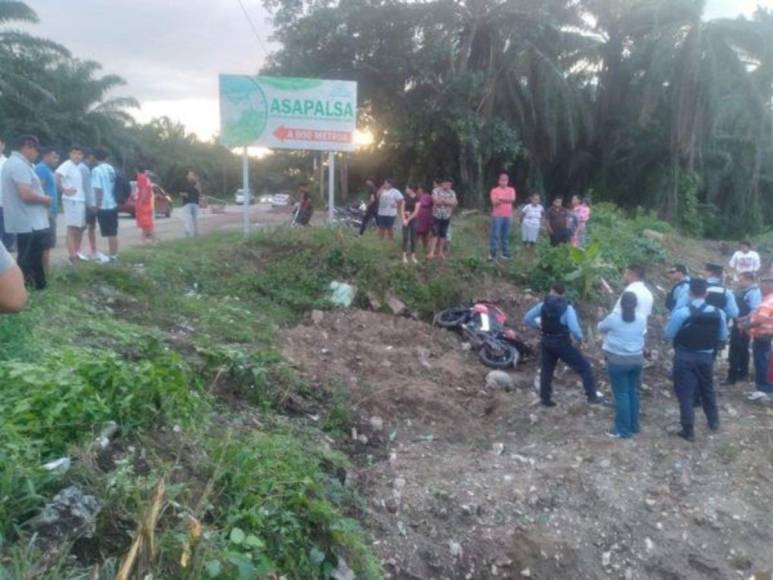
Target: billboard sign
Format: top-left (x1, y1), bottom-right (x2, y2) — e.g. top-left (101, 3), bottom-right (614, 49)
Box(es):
top-left (219, 75), bottom-right (358, 152)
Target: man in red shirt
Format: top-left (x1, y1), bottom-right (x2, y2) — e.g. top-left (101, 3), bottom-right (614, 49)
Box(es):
top-left (745, 276), bottom-right (773, 398)
top-left (489, 172), bottom-right (516, 261)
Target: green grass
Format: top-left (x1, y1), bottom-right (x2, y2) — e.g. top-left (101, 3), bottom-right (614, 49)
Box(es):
top-left (0, 211), bottom-right (669, 577)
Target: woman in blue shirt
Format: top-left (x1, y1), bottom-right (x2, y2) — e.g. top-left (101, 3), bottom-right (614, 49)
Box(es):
top-left (597, 292), bottom-right (647, 438)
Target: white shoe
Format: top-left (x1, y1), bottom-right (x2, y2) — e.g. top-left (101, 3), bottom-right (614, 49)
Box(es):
top-left (95, 252), bottom-right (110, 264)
top-left (77, 252), bottom-right (90, 262)
top-left (747, 391), bottom-right (770, 401)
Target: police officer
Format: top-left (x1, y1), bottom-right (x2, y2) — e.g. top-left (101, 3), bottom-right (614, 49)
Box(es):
top-left (724, 272), bottom-right (762, 385)
top-left (665, 264), bottom-right (690, 313)
top-left (704, 263), bottom-right (740, 319)
top-left (665, 278), bottom-right (728, 441)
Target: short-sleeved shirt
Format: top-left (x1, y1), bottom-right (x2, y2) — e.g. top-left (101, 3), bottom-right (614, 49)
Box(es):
top-left (180, 183), bottom-right (200, 205)
top-left (490, 186), bottom-right (516, 218)
top-left (750, 293), bottom-right (773, 339)
top-left (432, 188), bottom-right (457, 220)
top-left (729, 251), bottom-right (761, 274)
top-left (0, 242), bottom-right (14, 272)
top-left (521, 203), bottom-right (544, 227)
top-left (377, 188), bottom-right (403, 217)
top-left (35, 162), bottom-right (58, 216)
top-left (0, 154), bottom-right (7, 208)
top-left (91, 163), bottom-right (117, 210)
top-left (547, 206), bottom-right (570, 232)
top-left (1, 152), bottom-right (50, 233)
top-left (55, 160), bottom-right (85, 202)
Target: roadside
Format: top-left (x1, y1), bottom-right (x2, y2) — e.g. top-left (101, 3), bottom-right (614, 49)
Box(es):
top-left (49, 203), bottom-right (296, 264)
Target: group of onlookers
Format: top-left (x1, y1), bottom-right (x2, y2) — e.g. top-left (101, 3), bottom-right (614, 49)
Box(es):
top-left (0, 133), bottom-right (205, 293)
top-left (524, 250), bottom-right (773, 443)
top-left (358, 173), bottom-right (592, 262)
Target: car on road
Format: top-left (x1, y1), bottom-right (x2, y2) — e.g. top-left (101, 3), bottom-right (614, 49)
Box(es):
top-left (234, 189), bottom-right (255, 205)
top-left (119, 181), bottom-right (173, 218)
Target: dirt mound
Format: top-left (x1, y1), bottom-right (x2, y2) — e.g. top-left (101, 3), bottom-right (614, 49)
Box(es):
top-left (281, 308), bottom-right (773, 580)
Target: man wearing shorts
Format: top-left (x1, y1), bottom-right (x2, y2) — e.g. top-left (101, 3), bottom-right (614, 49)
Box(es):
top-left (428, 178), bottom-right (458, 260)
top-left (376, 178), bottom-right (403, 240)
top-left (56, 145), bottom-right (86, 264)
top-left (34, 147), bottom-right (60, 273)
top-left (81, 149), bottom-right (104, 261)
top-left (91, 148), bottom-right (119, 261)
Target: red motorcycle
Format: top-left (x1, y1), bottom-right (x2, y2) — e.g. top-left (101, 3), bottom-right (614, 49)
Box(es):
top-left (435, 301), bottom-right (532, 369)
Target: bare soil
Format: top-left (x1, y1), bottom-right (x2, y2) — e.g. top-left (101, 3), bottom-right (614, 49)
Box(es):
top-left (281, 302), bottom-right (773, 580)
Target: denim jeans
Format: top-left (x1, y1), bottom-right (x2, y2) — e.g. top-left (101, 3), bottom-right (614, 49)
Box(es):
top-left (540, 335), bottom-right (596, 403)
top-left (673, 349), bottom-right (719, 435)
top-left (607, 362), bottom-right (642, 438)
top-left (752, 338), bottom-right (772, 392)
top-left (489, 216), bottom-right (512, 258)
top-left (182, 203), bottom-right (199, 237)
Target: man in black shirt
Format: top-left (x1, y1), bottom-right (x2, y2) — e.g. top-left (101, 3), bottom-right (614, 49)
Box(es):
top-left (180, 170), bottom-right (201, 237)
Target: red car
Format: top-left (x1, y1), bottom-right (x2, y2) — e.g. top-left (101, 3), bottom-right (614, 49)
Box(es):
top-left (119, 181), bottom-right (173, 218)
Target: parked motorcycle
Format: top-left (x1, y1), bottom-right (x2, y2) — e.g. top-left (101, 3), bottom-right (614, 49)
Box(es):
top-left (435, 302), bottom-right (532, 369)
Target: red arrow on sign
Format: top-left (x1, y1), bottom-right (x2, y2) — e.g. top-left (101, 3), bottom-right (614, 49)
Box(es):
top-left (273, 125), bottom-right (352, 144)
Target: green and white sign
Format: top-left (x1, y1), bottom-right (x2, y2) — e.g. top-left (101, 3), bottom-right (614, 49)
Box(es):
top-left (219, 75), bottom-right (358, 152)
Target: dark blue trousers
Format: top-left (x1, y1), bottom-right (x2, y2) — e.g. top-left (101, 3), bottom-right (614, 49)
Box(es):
top-left (753, 338), bottom-right (772, 393)
top-left (673, 349), bottom-right (719, 435)
top-left (540, 335), bottom-right (595, 403)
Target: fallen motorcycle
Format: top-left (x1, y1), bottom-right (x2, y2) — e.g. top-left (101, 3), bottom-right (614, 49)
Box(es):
top-left (434, 302), bottom-right (532, 369)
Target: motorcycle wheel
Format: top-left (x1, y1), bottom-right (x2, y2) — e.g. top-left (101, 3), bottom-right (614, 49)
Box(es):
top-left (434, 307), bottom-right (469, 328)
top-left (479, 341), bottom-right (516, 369)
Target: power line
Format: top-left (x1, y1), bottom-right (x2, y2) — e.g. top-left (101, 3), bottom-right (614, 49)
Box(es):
top-left (235, 0), bottom-right (271, 57)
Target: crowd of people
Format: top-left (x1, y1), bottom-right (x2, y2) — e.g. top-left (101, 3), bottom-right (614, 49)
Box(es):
top-left (0, 134), bottom-right (205, 292)
top-left (524, 258), bottom-right (773, 442)
top-left (356, 172), bottom-right (592, 263)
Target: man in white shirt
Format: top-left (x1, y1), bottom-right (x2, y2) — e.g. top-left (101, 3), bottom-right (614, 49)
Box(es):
top-left (729, 241), bottom-right (761, 278)
top-left (55, 145), bottom-right (87, 264)
top-left (615, 264), bottom-right (654, 319)
top-left (0, 135), bottom-right (16, 252)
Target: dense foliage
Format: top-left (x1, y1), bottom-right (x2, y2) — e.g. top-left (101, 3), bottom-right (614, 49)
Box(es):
top-left (263, 0), bottom-right (773, 236)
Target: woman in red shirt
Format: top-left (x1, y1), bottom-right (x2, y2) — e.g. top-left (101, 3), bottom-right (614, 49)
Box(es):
top-left (489, 172), bottom-right (516, 260)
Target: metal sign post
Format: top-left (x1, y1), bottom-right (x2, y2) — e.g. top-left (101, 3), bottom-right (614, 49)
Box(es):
top-left (327, 151), bottom-right (335, 222)
top-left (242, 146), bottom-right (250, 235)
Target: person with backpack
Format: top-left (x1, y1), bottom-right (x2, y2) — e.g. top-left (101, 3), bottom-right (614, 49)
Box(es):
top-left (664, 278), bottom-right (728, 441)
top-left (665, 264), bottom-right (691, 313)
top-left (742, 276), bottom-right (773, 401)
top-left (524, 284), bottom-right (602, 407)
top-left (704, 263), bottom-right (740, 320)
top-left (598, 292), bottom-right (647, 438)
top-left (724, 272), bottom-right (762, 386)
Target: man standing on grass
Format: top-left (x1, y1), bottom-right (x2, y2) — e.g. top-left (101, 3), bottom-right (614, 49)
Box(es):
top-left (427, 178), bottom-right (457, 260)
top-left (729, 241), bottom-right (760, 279)
top-left (488, 172), bottom-right (516, 261)
top-left (91, 148), bottom-right (119, 261)
top-left (56, 145), bottom-right (87, 264)
top-left (724, 272), bottom-right (762, 386)
top-left (180, 169), bottom-right (202, 237)
top-left (375, 178), bottom-right (404, 241)
top-left (0, 134), bottom-right (16, 252)
top-left (545, 196), bottom-right (571, 246)
top-left (743, 276), bottom-right (773, 402)
top-left (524, 284), bottom-right (603, 407)
top-left (81, 148), bottom-right (105, 262)
top-left (34, 147), bottom-right (60, 274)
top-left (664, 278), bottom-right (726, 442)
top-left (0, 135), bottom-right (52, 290)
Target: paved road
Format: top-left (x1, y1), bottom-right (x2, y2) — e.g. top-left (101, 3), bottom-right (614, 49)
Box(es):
top-left (50, 204), bottom-right (293, 264)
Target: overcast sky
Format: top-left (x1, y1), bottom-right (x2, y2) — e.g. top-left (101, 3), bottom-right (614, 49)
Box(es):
top-left (20, 0), bottom-right (773, 141)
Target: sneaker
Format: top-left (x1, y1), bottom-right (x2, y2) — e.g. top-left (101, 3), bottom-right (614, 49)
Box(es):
top-left (487, 255), bottom-right (496, 262)
top-left (541, 400), bottom-right (556, 407)
top-left (107, 255), bottom-right (119, 263)
top-left (606, 431), bottom-right (621, 439)
top-left (95, 251), bottom-right (110, 264)
top-left (747, 391), bottom-right (770, 401)
top-left (708, 423), bottom-right (720, 432)
top-left (501, 255), bottom-right (512, 261)
top-left (672, 429), bottom-right (695, 442)
top-left (411, 256), bottom-right (419, 264)
top-left (77, 252), bottom-right (91, 262)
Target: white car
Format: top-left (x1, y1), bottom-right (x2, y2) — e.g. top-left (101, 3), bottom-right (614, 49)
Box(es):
top-left (234, 189), bottom-right (254, 205)
top-left (270, 193), bottom-right (291, 207)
